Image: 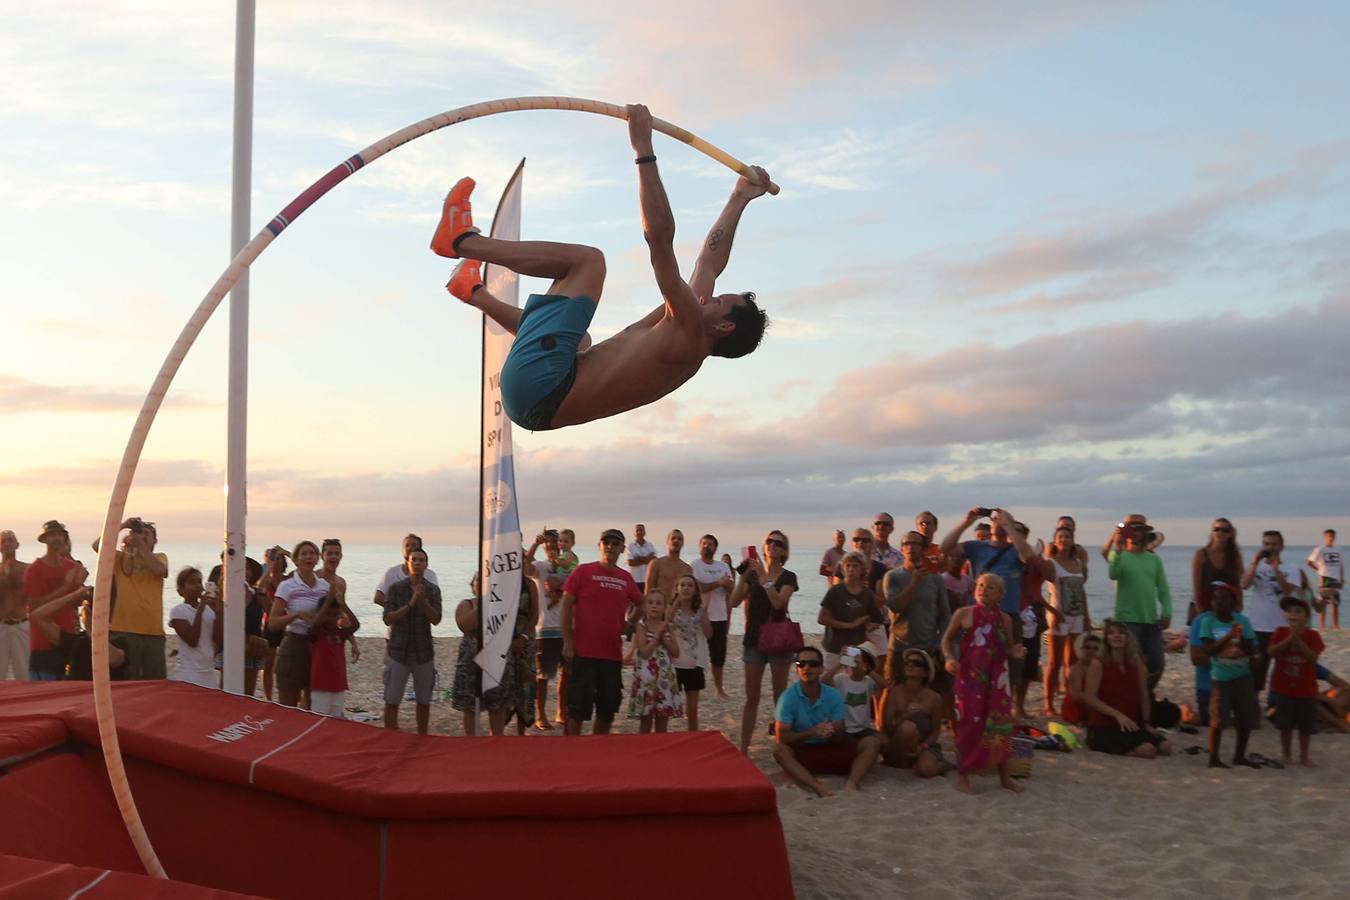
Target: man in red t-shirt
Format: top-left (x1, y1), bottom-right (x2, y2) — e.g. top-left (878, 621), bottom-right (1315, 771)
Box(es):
top-left (561, 528), bottom-right (643, 735)
top-left (23, 521), bottom-right (82, 679)
top-left (1268, 595), bottom-right (1324, 767)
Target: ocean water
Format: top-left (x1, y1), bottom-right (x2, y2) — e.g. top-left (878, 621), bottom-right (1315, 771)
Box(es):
top-left (140, 542), bottom-right (1319, 637)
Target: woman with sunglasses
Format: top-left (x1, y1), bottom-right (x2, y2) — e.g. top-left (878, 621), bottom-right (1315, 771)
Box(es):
top-left (1082, 621), bottom-right (1171, 758)
top-left (880, 648), bottom-right (950, 777)
top-left (1043, 526), bottom-right (1090, 718)
top-left (730, 530), bottom-right (798, 754)
top-left (940, 573), bottom-right (1025, 794)
top-left (1059, 631), bottom-right (1100, 726)
top-left (1191, 518), bottom-right (1242, 621)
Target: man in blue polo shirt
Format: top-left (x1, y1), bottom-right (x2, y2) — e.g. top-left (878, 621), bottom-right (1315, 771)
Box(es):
top-left (773, 645), bottom-right (881, 796)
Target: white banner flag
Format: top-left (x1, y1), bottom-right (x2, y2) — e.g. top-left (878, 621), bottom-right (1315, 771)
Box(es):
top-left (474, 160), bottom-right (525, 691)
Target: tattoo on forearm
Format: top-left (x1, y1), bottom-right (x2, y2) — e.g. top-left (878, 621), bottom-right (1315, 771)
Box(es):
top-left (708, 228), bottom-right (724, 251)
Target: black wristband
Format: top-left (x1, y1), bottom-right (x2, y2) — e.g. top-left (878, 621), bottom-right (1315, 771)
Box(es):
top-left (635, 154), bottom-right (656, 165)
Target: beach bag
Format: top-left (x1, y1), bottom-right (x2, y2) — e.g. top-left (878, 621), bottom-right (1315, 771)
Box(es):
top-left (757, 613), bottom-right (803, 657)
top-left (1008, 736), bottom-right (1036, 778)
top-left (1151, 696), bottom-right (1181, 729)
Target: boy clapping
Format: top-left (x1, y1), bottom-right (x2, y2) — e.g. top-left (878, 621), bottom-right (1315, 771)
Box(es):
top-left (1268, 596), bottom-right (1324, 767)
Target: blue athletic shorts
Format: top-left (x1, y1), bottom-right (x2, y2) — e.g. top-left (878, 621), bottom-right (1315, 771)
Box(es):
top-left (500, 293), bottom-right (597, 431)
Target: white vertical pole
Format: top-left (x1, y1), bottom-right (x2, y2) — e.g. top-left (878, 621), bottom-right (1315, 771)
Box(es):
top-left (223, 0), bottom-right (255, 695)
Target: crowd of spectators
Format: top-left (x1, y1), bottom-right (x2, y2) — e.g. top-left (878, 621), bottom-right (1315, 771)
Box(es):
top-left (1, 512), bottom-right (1342, 781)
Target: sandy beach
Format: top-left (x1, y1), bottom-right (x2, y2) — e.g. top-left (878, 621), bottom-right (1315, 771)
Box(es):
top-left (199, 628), bottom-right (1350, 900)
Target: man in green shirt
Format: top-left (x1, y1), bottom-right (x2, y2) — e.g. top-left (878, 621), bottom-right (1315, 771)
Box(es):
top-left (1107, 520), bottom-right (1172, 690)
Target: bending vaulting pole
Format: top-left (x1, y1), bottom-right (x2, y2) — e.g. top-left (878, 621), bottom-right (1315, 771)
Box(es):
top-left (91, 96), bottom-right (778, 878)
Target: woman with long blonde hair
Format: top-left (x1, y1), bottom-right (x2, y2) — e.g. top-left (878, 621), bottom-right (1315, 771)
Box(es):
top-left (1082, 620), bottom-right (1171, 759)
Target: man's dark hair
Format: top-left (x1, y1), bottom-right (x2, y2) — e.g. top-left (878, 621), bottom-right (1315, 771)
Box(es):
top-left (1263, 530), bottom-right (1284, 543)
top-left (321, 538), bottom-right (342, 551)
top-left (1327, 529), bottom-right (1337, 538)
top-left (712, 292), bottom-right (768, 359)
top-left (701, 534), bottom-right (718, 549)
top-left (409, 547), bottom-right (430, 562)
top-left (795, 645), bottom-right (823, 664)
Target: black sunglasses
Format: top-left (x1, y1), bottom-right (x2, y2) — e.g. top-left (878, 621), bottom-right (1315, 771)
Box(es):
top-left (794, 659), bottom-right (822, 669)
top-left (874, 520), bottom-right (893, 528)
top-left (765, 538), bottom-right (786, 548)
top-left (902, 657), bottom-right (926, 667)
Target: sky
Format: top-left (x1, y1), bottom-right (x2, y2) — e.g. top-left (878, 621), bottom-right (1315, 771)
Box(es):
top-left (2, 0), bottom-right (1348, 553)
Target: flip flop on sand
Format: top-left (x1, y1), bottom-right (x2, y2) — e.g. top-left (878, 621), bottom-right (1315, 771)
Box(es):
top-left (1248, 753), bottom-right (1285, 769)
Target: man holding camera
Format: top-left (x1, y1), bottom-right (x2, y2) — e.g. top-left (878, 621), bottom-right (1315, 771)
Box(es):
top-left (940, 508), bottom-right (1036, 618)
top-left (1242, 530), bottom-right (1308, 693)
top-left (1106, 518), bottom-right (1173, 691)
top-left (98, 517), bottom-right (169, 679)
top-left (526, 528), bottom-right (569, 728)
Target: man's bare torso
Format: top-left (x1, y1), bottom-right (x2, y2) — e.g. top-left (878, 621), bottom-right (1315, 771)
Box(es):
top-left (552, 312), bottom-right (707, 429)
top-left (0, 559), bottom-right (28, 619)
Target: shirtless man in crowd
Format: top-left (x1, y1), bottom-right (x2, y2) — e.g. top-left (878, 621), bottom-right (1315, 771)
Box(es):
top-left (0, 531), bottom-right (29, 680)
top-left (432, 104), bottom-right (771, 431)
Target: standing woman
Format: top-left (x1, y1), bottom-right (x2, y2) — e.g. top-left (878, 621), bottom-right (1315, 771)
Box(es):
top-left (670, 574), bottom-right (713, 730)
top-left (730, 529), bottom-right (799, 754)
top-left (1191, 518), bottom-right (1242, 621)
top-left (268, 541), bottom-right (331, 708)
top-left (940, 573), bottom-right (1025, 794)
top-left (1042, 526), bottom-right (1090, 717)
top-left (1049, 516), bottom-right (1091, 576)
top-left (256, 546), bottom-right (290, 701)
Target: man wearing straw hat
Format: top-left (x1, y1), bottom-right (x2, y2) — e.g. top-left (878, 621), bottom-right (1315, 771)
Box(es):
top-left (432, 104), bottom-right (771, 431)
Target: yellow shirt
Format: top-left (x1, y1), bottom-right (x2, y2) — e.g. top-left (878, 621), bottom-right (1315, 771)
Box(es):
top-left (109, 550), bottom-right (168, 635)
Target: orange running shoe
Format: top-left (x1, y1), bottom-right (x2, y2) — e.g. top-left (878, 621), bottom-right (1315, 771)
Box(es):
top-left (445, 258), bottom-right (483, 302)
top-left (430, 176), bottom-right (479, 258)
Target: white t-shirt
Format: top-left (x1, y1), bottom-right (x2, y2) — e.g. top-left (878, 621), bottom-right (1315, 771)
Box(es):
top-left (690, 557), bottom-right (732, 622)
top-left (378, 563), bottom-right (439, 595)
top-left (627, 540), bottom-right (656, 584)
top-left (169, 602), bottom-right (217, 688)
top-left (1308, 546), bottom-right (1344, 583)
top-left (831, 673), bottom-right (877, 735)
top-left (1246, 560), bottom-right (1302, 632)
top-left (534, 559), bottom-right (565, 635)
top-left (275, 574), bottom-right (331, 636)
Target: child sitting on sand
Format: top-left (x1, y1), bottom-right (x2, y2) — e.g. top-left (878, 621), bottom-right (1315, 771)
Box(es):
top-left (626, 591), bottom-right (683, 732)
top-left (1267, 595), bottom-right (1324, 766)
top-left (309, 595), bottom-right (359, 718)
top-left (825, 644), bottom-right (884, 740)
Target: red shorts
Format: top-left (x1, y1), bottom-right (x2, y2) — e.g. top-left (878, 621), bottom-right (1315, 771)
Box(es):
top-left (792, 740), bottom-right (859, 775)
